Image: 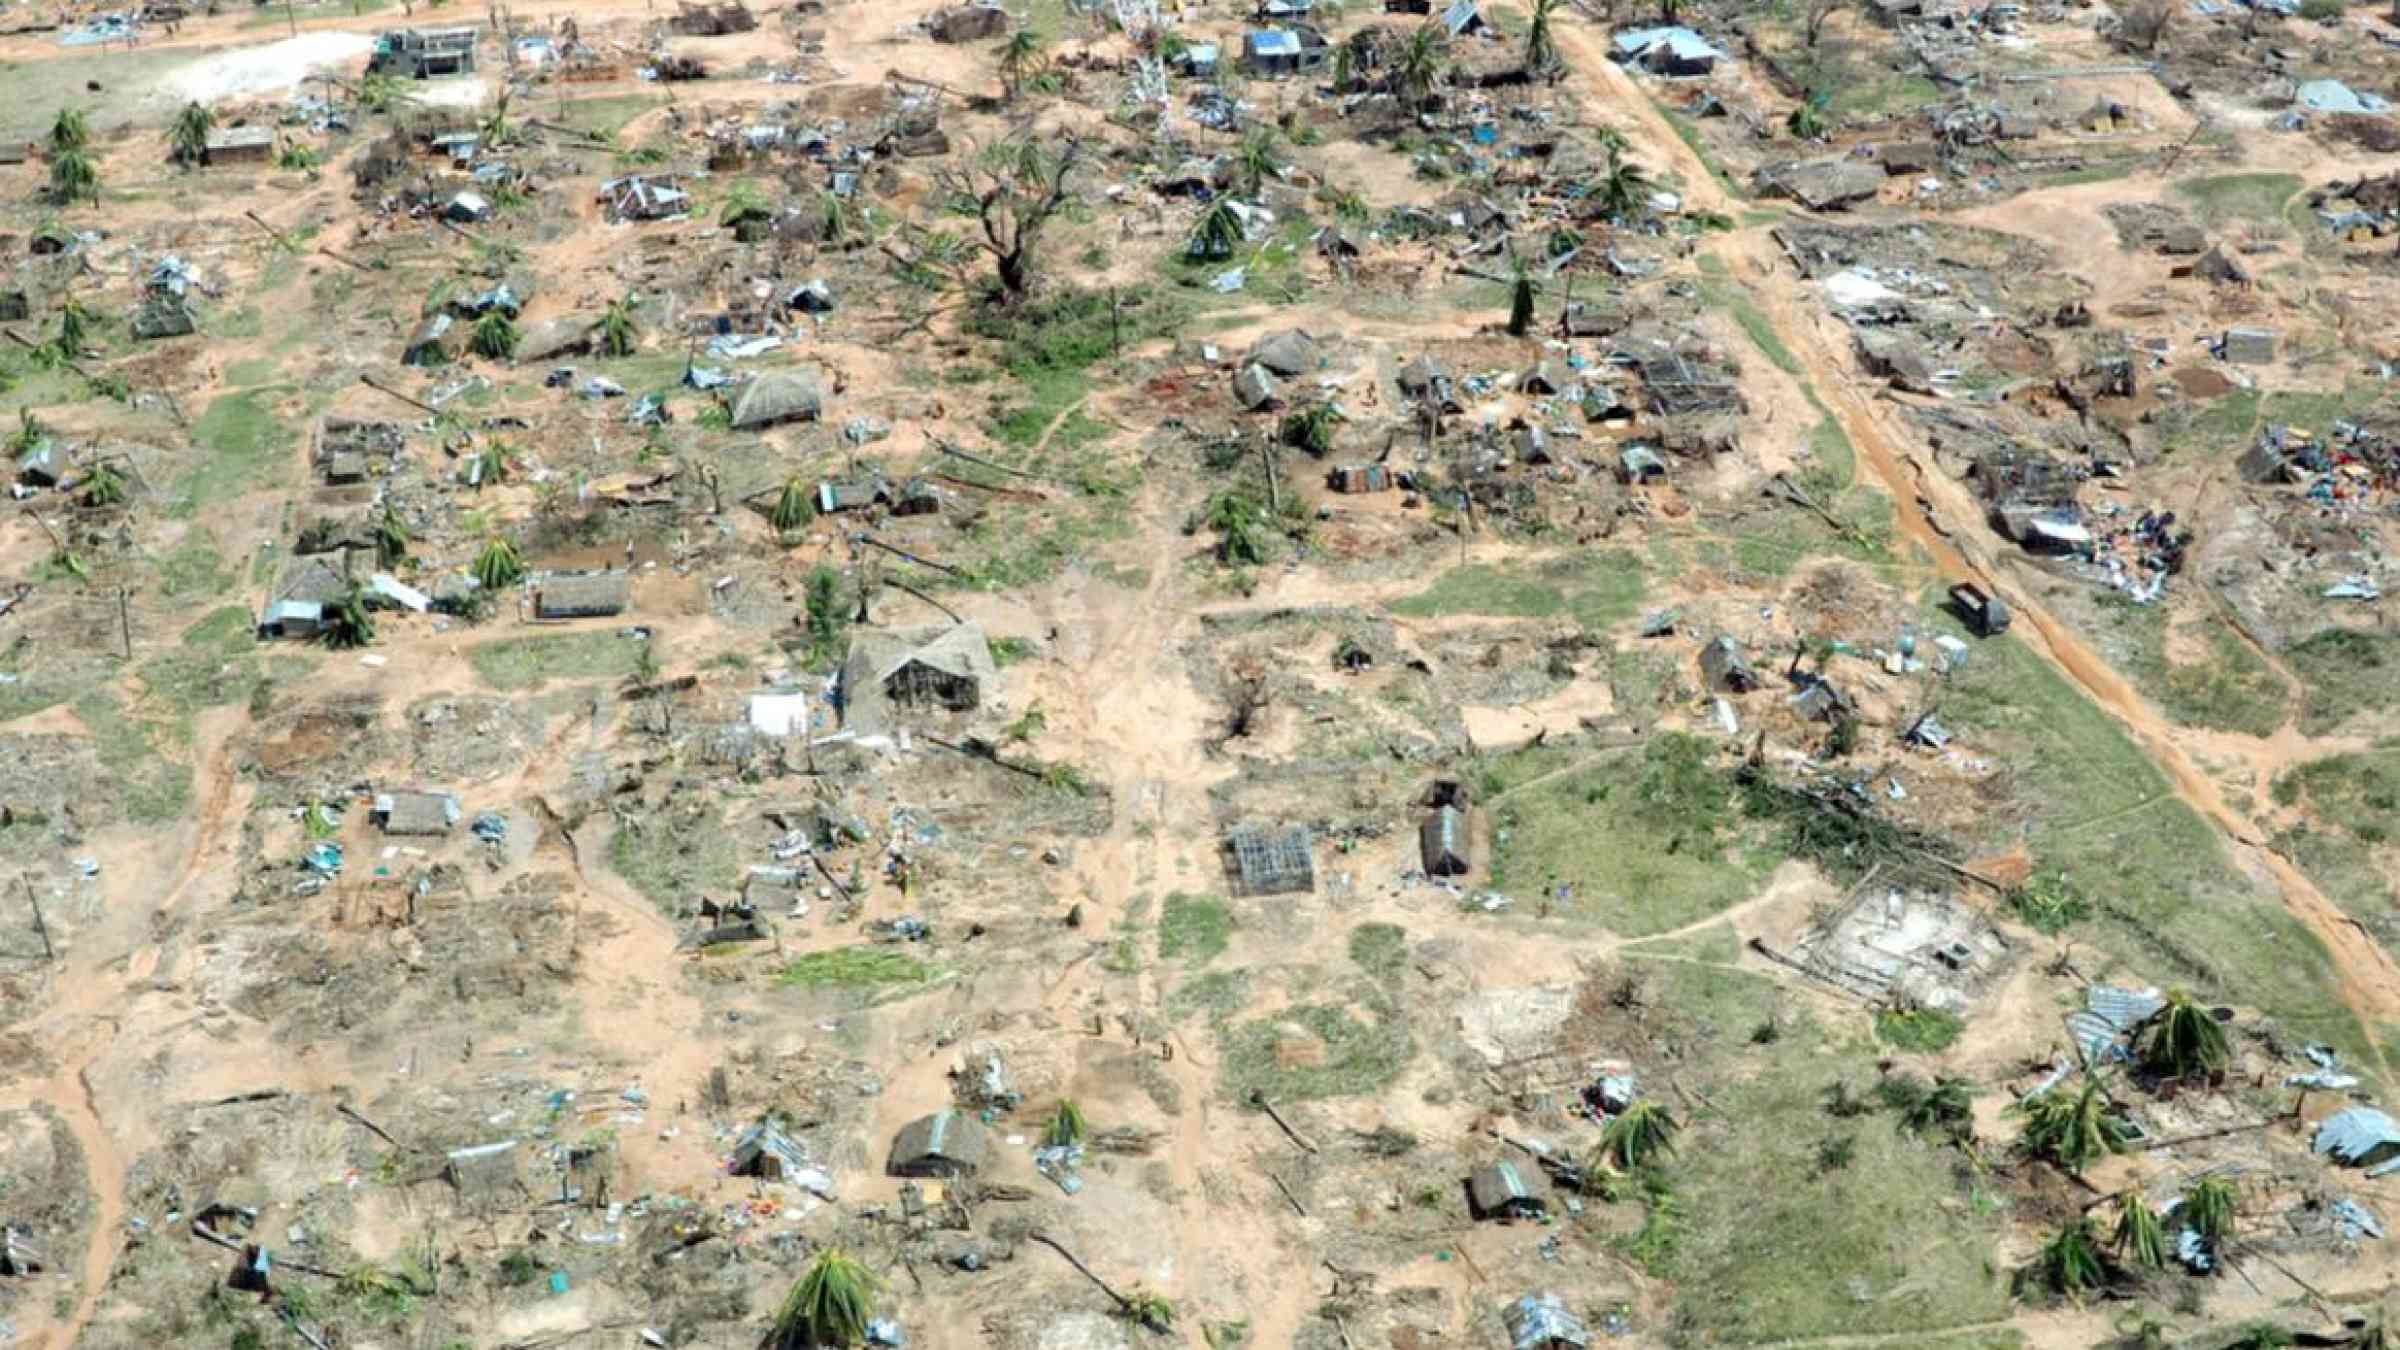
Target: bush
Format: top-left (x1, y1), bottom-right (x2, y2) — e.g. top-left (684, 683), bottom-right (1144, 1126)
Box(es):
top-left (2298, 0), bottom-right (2343, 19)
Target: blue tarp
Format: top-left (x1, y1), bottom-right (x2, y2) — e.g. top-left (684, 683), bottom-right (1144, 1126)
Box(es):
top-left (2297, 79), bottom-right (2390, 115)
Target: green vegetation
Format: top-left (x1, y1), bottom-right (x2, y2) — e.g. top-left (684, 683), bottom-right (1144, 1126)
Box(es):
top-left (74, 692), bottom-right (190, 825)
top-left (2173, 172), bottom-right (2303, 225)
top-left (1388, 551), bottom-right (1647, 633)
top-left (1043, 1099), bottom-right (1088, 1148)
top-left (1488, 734), bottom-right (1776, 936)
top-left (1875, 1007), bottom-right (1965, 1053)
top-left (1597, 1099), bottom-right (1680, 1170)
top-left (1696, 253), bottom-right (1799, 377)
top-left (1930, 602), bottom-right (2374, 1068)
top-left (136, 605), bottom-right (279, 726)
top-left (1157, 893), bottom-right (1233, 963)
top-left (777, 948), bottom-right (934, 990)
top-left (2034, 1217), bottom-right (2105, 1297)
top-left (770, 1249), bottom-right (878, 1349)
top-left (1829, 72), bottom-right (1940, 123)
top-left (174, 388), bottom-right (295, 516)
top-left (2093, 602), bottom-right (2286, 738)
top-left (2138, 989), bottom-right (2230, 1081)
top-left (2011, 868), bottom-right (2093, 934)
top-left (1221, 999), bottom-right (1412, 1104)
top-left (1346, 922), bottom-right (1407, 980)
top-left (2270, 748), bottom-right (2400, 941)
top-left (2286, 630), bottom-right (2400, 737)
top-left (469, 631), bottom-right (646, 689)
top-left (2014, 1075), bottom-right (2130, 1175)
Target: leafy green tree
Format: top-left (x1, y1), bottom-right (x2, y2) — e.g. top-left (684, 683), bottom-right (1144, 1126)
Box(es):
top-left (1189, 199), bottom-right (1243, 260)
top-left (2112, 1192), bottom-right (2168, 1271)
top-left (1236, 126), bottom-right (1285, 198)
top-left (1205, 491), bottom-right (1268, 565)
top-left (80, 461), bottom-right (126, 508)
top-left (1279, 403), bottom-right (1342, 456)
top-left (1597, 149), bottom-right (1652, 220)
top-left (1788, 91), bottom-right (1830, 141)
top-left (1598, 1099), bottom-right (1679, 1171)
top-left (2138, 989), bottom-right (2230, 1083)
top-left (2013, 1074), bottom-right (2130, 1176)
top-left (2184, 1176), bottom-right (2237, 1244)
top-left (771, 477), bottom-right (814, 535)
top-left (170, 101), bottom-right (214, 167)
top-left (472, 536), bottom-right (524, 591)
top-left (719, 179), bottom-right (773, 231)
top-left (8, 408), bottom-right (48, 455)
top-left (470, 309), bottom-right (521, 361)
top-left (1045, 1099), bottom-right (1088, 1148)
top-left (323, 582), bottom-right (376, 650)
top-left (2037, 1216), bottom-right (2105, 1296)
top-left (356, 73), bottom-right (407, 114)
top-left (770, 1248), bottom-right (878, 1348)
top-left (804, 567), bottom-right (847, 662)
top-left (50, 107), bottom-right (90, 155)
top-left (49, 297), bottom-right (93, 364)
top-left (998, 29), bottom-right (1049, 102)
top-left (631, 637), bottom-right (661, 687)
top-left (49, 148), bottom-right (99, 207)
top-left (1524, 0), bottom-right (1564, 76)
top-left (595, 297), bottom-right (640, 357)
top-left (480, 91), bottom-right (517, 149)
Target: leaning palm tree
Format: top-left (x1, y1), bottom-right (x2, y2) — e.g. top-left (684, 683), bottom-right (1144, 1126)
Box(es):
top-left (770, 1248), bottom-right (878, 1348)
top-left (1596, 149), bottom-right (1652, 220)
top-left (2112, 1192), bottom-right (2168, 1271)
top-left (2013, 1074), bottom-right (2130, 1176)
top-left (1236, 126), bottom-right (1285, 198)
top-left (470, 309), bottom-right (520, 361)
top-left (170, 101), bottom-right (215, 167)
top-left (594, 297), bottom-right (640, 358)
top-left (998, 29), bottom-right (1049, 102)
top-left (2137, 989), bottom-right (2230, 1083)
top-left (2038, 1216), bottom-right (2105, 1297)
top-left (373, 503), bottom-right (410, 568)
top-left (1394, 25), bottom-right (1447, 110)
top-left (1504, 252), bottom-right (1537, 336)
top-left (1044, 1099), bottom-right (1089, 1149)
top-left (50, 107), bottom-right (90, 155)
top-left (770, 477), bottom-right (813, 535)
top-left (1188, 199), bottom-right (1243, 260)
top-left (1523, 0), bottom-right (1564, 78)
top-left (2183, 1176), bottom-right (2237, 1244)
top-left (49, 148), bottom-right (99, 207)
top-left (472, 536), bottom-right (524, 591)
top-left (1598, 1099), bottom-right (1679, 1171)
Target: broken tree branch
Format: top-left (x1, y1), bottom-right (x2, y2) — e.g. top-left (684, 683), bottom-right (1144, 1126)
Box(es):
top-left (358, 374), bottom-right (442, 416)
top-left (1248, 1090), bottom-right (1319, 1153)
top-left (337, 1102), bottom-right (405, 1151)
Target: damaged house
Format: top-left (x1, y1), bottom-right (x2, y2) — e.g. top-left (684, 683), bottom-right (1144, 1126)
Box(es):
top-left (371, 27), bottom-right (479, 78)
top-left (888, 1110), bottom-right (989, 1178)
top-left (1225, 823), bottom-right (1315, 896)
top-left (668, 0), bottom-right (757, 33)
top-left (840, 623), bottom-right (998, 736)
top-left (1968, 448), bottom-right (2088, 553)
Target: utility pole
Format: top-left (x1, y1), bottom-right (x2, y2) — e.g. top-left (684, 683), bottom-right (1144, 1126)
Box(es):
top-left (22, 875), bottom-right (52, 962)
top-left (115, 586), bottom-right (131, 660)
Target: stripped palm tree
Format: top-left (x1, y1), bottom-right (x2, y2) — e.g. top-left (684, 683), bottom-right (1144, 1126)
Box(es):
top-left (998, 29), bottom-right (1050, 102)
top-left (1597, 149), bottom-right (1653, 220)
top-left (373, 503), bottom-right (410, 568)
top-left (2013, 1074), bottom-right (2129, 1176)
top-left (1188, 199), bottom-right (1244, 261)
top-left (770, 477), bottom-right (814, 535)
top-left (1236, 126), bottom-right (1286, 198)
top-left (1523, 0), bottom-right (1564, 78)
top-left (2183, 1176), bottom-right (2237, 1244)
top-left (2038, 1216), bottom-right (2104, 1296)
top-left (49, 148), bottom-right (99, 207)
top-left (1394, 25), bottom-right (1447, 111)
top-left (1045, 1099), bottom-right (1089, 1149)
top-left (594, 296), bottom-right (640, 357)
top-left (470, 309), bottom-right (520, 361)
top-left (473, 536), bottom-right (524, 591)
top-left (170, 101), bottom-right (215, 167)
top-left (2111, 1192), bottom-right (2168, 1271)
top-left (50, 107), bottom-right (90, 155)
top-left (2137, 989), bottom-right (2230, 1082)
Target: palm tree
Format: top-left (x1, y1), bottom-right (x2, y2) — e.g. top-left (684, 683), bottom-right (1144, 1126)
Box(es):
top-left (1189, 199), bottom-right (1243, 260)
top-left (1394, 25), bottom-right (1447, 110)
top-left (80, 461), bottom-right (126, 508)
top-left (1788, 92), bottom-right (1830, 141)
top-left (1597, 149), bottom-right (1652, 220)
top-left (719, 179), bottom-right (773, 232)
top-left (594, 297), bottom-right (640, 357)
top-left (170, 101), bottom-right (214, 167)
top-left (1524, 0), bottom-right (1564, 77)
top-left (50, 297), bottom-right (92, 363)
top-left (998, 29), bottom-right (1049, 102)
top-left (471, 442), bottom-right (515, 489)
top-left (473, 536), bottom-right (524, 591)
top-left (1895, 1075), bottom-right (1975, 1142)
top-left (2183, 1176), bottom-right (2237, 1244)
top-left (8, 408), bottom-right (48, 455)
top-left (1236, 126), bottom-right (1285, 198)
top-left (373, 503), bottom-right (410, 568)
top-left (1045, 1099), bottom-right (1088, 1149)
top-left (2137, 989), bottom-right (2230, 1083)
top-left (481, 91), bottom-right (516, 149)
top-left (1598, 1099), bottom-right (1679, 1171)
top-left (771, 478), bottom-right (813, 535)
top-left (49, 148), bottom-right (99, 207)
top-left (355, 72), bottom-right (407, 115)
top-left (323, 582), bottom-right (376, 650)
top-left (2037, 1216), bottom-right (2105, 1296)
top-left (770, 1248), bottom-right (878, 1348)
top-left (2111, 1192), bottom-right (2168, 1271)
top-left (470, 309), bottom-right (520, 361)
top-left (2013, 1075), bottom-right (2130, 1176)
top-left (814, 189), bottom-right (854, 248)
top-left (50, 107), bottom-right (90, 155)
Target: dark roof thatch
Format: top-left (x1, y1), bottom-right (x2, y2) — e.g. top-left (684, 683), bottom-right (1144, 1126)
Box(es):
top-left (887, 1110), bottom-right (989, 1177)
top-left (1468, 1160), bottom-right (1546, 1218)
top-left (732, 371), bottom-right (825, 428)
top-left (535, 571), bottom-right (630, 619)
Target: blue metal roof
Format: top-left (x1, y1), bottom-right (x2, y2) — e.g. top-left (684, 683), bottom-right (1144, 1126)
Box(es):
top-left (1612, 25), bottom-right (1723, 63)
top-left (1247, 28), bottom-right (1301, 55)
top-left (2316, 1108), bottom-right (2400, 1167)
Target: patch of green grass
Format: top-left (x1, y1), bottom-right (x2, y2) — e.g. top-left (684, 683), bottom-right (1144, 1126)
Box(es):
top-left (607, 808), bottom-right (738, 910)
top-left (777, 947), bottom-right (934, 989)
top-left (155, 537), bottom-right (230, 600)
top-left (174, 387), bottom-right (295, 517)
top-left (557, 94), bottom-right (666, 138)
top-left (223, 357), bottom-right (281, 387)
top-left (72, 692), bottom-right (190, 826)
top-left (2093, 601), bottom-right (2286, 738)
top-left (1347, 922), bottom-right (1407, 979)
top-left (1635, 961), bottom-right (2009, 1343)
top-left (1654, 103), bottom-right (1744, 199)
top-left (2155, 387), bottom-right (2261, 466)
top-left (1874, 1007), bottom-right (1965, 1053)
top-left (2174, 172), bottom-right (2303, 225)
top-left (1623, 920), bottom-right (1744, 965)
top-left (1829, 72), bottom-right (1940, 124)
top-left (2287, 629), bottom-right (2400, 737)
top-left (1220, 997), bottom-right (1413, 1105)
top-left (135, 605), bottom-right (267, 725)
top-left (1388, 551), bottom-right (1648, 633)
top-left (1158, 893), bottom-right (1233, 964)
top-left (469, 631), bottom-right (646, 690)
top-left (1489, 733), bottom-right (1776, 936)
top-left (1929, 601), bottom-right (2374, 1070)
top-left (1166, 967), bottom-right (1252, 1024)
top-left (1696, 254), bottom-right (1800, 377)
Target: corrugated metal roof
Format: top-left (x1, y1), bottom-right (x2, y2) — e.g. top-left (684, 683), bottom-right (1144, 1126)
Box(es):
top-left (2315, 1107), bottom-right (2400, 1165)
top-left (1505, 1293), bottom-right (1589, 1349)
top-left (2085, 986), bottom-right (2163, 1033)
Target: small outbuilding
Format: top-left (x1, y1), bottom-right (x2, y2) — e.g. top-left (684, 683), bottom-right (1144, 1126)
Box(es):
top-left (443, 1140), bottom-right (520, 1209)
top-left (1699, 635), bottom-right (1758, 693)
top-left (203, 126), bottom-right (276, 163)
top-left (1467, 1161), bottom-right (1546, 1220)
top-left (1226, 823), bottom-right (1314, 896)
top-left (1504, 1292), bottom-right (1590, 1349)
top-left (731, 371), bottom-right (826, 428)
top-left (887, 1110), bottom-right (989, 1178)
top-left (374, 789), bottom-right (460, 837)
top-left (1420, 805), bottom-right (1470, 877)
top-left (535, 571), bottom-right (631, 619)
top-left (2316, 1108), bottom-right (2400, 1174)
top-left (730, 1120), bottom-right (810, 1179)
top-left (259, 599), bottom-right (323, 639)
